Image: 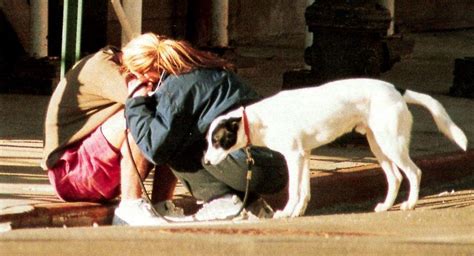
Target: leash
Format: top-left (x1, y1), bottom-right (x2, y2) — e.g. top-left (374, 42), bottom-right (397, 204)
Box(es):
top-left (231, 146), bottom-right (254, 218)
top-left (123, 128), bottom-right (171, 222)
top-left (231, 107), bottom-right (254, 218)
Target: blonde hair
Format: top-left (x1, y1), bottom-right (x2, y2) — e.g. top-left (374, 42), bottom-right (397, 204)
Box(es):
top-left (121, 33), bottom-right (234, 76)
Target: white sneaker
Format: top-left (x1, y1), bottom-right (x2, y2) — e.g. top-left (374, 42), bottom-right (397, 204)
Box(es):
top-left (153, 200), bottom-right (185, 218)
top-left (112, 199), bottom-right (168, 226)
top-left (194, 194), bottom-right (243, 221)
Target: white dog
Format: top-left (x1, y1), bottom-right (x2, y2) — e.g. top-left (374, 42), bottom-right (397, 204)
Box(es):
top-left (204, 78), bottom-right (468, 218)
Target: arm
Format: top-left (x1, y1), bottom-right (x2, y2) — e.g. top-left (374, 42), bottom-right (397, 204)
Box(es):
top-left (125, 91), bottom-right (189, 165)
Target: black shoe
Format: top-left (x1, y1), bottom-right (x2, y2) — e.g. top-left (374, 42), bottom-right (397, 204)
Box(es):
top-left (245, 197), bottom-right (274, 219)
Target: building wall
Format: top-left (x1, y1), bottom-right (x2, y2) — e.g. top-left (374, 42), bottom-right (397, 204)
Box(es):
top-left (228, 0), bottom-right (308, 47)
top-left (396, 0), bottom-right (474, 32)
top-left (2, 0), bottom-right (474, 57)
top-left (0, 0), bottom-right (30, 51)
top-left (106, 0), bottom-right (309, 48)
top-left (106, 0), bottom-right (188, 47)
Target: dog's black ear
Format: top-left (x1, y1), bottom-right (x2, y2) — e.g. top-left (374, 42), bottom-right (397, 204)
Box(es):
top-left (225, 117), bottom-right (242, 133)
top-left (211, 117), bottom-right (241, 150)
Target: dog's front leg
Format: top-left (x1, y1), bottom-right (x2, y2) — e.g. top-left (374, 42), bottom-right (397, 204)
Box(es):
top-left (274, 152), bottom-right (310, 218)
top-left (291, 153), bottom-right (311, 217)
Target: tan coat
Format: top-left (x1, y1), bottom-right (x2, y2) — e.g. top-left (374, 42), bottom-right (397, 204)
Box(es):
top-left (41, 47), bottom-right (128, 170)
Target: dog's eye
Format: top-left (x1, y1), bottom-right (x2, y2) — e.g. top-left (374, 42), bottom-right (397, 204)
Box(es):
top-left (212, 134), bottom-right (222, 149)
top-left (212, 138), bottom-right (220, 148)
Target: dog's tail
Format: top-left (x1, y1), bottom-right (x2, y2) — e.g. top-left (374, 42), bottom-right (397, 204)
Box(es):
top-left (402, 90), bottom-right (468, 151)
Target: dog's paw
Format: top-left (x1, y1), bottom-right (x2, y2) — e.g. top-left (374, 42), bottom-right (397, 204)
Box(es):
top-left (374, 203), bottom-right (390, 212)
top-left (273, 210), bottom-right (290, 219)
top-left (400, 201), bottom-right (415, 211)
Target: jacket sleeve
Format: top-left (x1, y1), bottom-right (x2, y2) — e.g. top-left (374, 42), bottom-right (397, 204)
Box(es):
top-left (124, 95), bottom-right (189, 165)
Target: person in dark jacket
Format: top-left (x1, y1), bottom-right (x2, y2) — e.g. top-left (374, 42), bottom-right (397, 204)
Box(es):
top-left (121, 33), bottom-right (288, 221)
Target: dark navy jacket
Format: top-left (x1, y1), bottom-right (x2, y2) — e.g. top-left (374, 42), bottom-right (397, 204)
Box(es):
top-left (125, 69), bottom-right (260, 172)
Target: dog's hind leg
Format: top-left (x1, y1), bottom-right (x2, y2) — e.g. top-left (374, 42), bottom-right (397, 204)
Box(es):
top-left (370, 104), bottom-right (421, 210)
top-left (392, 156), bottom-right (421, 210)
top-left (374, 132), bottom-right (422, 211)
top-left (367, 130), bottom-right (403, 212)
top-left (274, 151), bottom-right (310, 218)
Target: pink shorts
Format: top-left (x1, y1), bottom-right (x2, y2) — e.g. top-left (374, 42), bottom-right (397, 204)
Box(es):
top-left (48, 128), bottom-right (121, 202)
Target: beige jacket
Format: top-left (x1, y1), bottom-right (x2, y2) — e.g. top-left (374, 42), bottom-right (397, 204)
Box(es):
top-left (41, 47), bottom-right (128, 170)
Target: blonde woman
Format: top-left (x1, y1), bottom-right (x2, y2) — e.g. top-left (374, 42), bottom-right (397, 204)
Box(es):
top-left (43, 46), bottom-right (182, 226)
top-left (120, 33), bottom-right (288, 222)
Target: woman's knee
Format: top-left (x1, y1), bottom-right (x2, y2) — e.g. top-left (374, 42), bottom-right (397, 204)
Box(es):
top-left (101, 109), bottom-right (126, 149)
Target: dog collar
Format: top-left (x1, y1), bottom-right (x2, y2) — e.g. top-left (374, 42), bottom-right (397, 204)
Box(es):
top-left (242, 107), bottom-right (251, 146)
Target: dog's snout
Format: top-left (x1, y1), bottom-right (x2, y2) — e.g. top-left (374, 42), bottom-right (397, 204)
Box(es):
top-left (203, 153), bottom-right (211, 165)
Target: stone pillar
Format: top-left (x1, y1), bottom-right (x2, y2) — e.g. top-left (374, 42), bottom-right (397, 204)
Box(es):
top-left (210, 0), bottom-right (229, 48)
top-left (304, 0), bottom-right (316, 69)
top-left (379, 0), bottom-right (395, 36)
top-left (30, 0), bottom-right (48, 58)
top-left (121, 0), bottom-right (142, 46)
top-left (283, 0), bottom-right (409, 89)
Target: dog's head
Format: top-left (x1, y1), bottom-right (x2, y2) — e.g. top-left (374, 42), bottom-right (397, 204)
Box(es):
top-left (204, 107), bottom-right (246, 165)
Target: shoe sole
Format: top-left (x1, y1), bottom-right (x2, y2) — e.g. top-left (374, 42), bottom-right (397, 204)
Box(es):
top-left (111, 215), bottom-right (129, 226)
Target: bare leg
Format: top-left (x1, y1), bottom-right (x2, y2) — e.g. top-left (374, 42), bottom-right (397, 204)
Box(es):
top-left (119, 131), bottom-right (153, 200)
top-left (100, 109), bottom-right (177, 201)
top-left (152, 165), bottom-right (178, 203)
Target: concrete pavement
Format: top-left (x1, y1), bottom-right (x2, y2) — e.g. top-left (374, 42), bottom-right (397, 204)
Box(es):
top-left (0, 30), bottom-right (473, 254)
top-left (1, 204), bottom-right (474, 255)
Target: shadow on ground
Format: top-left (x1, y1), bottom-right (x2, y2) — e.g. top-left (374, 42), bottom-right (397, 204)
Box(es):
top-left (308, 173), bottom-right (474, 216)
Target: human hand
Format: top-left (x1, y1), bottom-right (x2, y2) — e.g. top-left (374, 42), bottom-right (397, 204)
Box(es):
top-left (127, 78), bottom-right (152, 98)
top-left (126, 72), bottom-right (160, 98)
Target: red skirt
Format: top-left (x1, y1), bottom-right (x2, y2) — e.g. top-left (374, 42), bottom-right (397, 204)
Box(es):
top-left (48, 127), bottom-right (121, 202)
